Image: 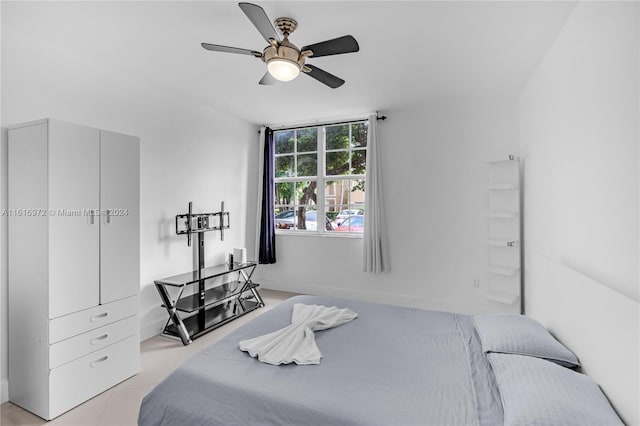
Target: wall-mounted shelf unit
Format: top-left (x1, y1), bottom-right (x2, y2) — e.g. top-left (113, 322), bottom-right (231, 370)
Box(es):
top-left (485, 155), bottom-right (522, 313)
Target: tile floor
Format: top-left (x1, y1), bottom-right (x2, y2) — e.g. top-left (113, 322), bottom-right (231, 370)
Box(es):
top-left (0, 289), bottom-right (297, 426)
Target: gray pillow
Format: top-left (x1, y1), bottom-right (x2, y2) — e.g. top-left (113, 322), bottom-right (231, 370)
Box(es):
top-left (488, 353), bottom-right (622, 426)
top-left (473, 314), bottom-right (580, 368)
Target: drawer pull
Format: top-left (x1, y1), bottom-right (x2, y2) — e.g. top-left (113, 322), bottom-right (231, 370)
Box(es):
top-left (90, 312), bottom-right (109, 322)
top-left (90, 333), bottom-right (110, 345)
top-left (90, 355), bottom-right (109, 367)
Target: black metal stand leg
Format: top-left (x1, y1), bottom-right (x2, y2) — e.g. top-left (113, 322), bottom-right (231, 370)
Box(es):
top-left (155, 283), bottom-right (192, 346)
top-left (251, 286), bottom-right (265, 307)
top-left (197, 232), bottom-right (206, 331)
top-left (240, 268), bottom-right (265, 307)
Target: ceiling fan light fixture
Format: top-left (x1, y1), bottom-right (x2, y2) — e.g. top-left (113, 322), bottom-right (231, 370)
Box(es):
top-left (267, 58), bottom-right (300, 81)
top-left (200, 3), bottom-right (358, 88)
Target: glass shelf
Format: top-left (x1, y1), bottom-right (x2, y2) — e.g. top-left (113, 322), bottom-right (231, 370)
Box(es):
top-left (163, 282), bottom-right (260, 313)
top-left (164, 299), bottom-right (261, 340)
top-left (155, 261), bottom-right (257, 287)
top-left (154, 260), bottom-right (263, 345)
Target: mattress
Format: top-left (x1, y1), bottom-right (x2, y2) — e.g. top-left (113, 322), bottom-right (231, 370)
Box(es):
top-left (138, 295), bottom-right (504, 426)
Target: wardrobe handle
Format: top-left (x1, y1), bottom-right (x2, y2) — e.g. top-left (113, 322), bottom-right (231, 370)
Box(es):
top-left (90, 333), bottom-right (109, 345)
top-left (105, 209), bottom-right (111, 224)
top-left (90, 311), bottom-right (109, 322)
top-left (90, 355), bottom-right (109, 368)
top-left (89, 210), bottom-right (95, 225)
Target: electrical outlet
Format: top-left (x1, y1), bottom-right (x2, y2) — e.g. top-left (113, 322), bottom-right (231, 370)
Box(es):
top-left (473, 279), bottom-right (480, 288)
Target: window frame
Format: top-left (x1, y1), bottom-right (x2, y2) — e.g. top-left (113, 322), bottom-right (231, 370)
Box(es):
top-left (273, 120), bottom-right (367, 237)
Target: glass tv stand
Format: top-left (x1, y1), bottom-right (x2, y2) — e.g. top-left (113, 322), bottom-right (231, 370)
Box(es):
top-left (154, 261), bottom-right (264, 345)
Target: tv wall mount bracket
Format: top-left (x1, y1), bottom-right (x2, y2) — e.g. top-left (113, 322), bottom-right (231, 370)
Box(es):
top-left (176, 201), bottom-right (230, 246)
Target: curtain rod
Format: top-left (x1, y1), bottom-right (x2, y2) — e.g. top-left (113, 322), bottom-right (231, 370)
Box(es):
top-left (262, 112), bottom-right (387, 132)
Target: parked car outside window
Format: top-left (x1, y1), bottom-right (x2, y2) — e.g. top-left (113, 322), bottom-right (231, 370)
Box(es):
top-left (274, 210), bottom-right (295, 228)
top-left (335, 209), bottom-right (364, 225)
top-left (334, 215), bottom-right (364, 233)
top-left (275, 210), bottom-right (333, 231)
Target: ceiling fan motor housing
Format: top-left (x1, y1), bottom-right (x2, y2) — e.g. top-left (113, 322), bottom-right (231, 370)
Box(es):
top-left (263, 38), bottom-right (307, 71)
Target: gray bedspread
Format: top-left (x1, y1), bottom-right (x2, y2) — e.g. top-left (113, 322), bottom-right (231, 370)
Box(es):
top-left (138, 295), bottom-right (503, 426)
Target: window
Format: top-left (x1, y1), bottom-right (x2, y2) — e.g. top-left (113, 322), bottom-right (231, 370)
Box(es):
top-left (273, 121), bottom-right (367, 234)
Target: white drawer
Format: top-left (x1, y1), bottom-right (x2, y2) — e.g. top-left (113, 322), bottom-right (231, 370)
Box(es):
top-left (49, 334), bottom-right (139, 419)
top-left (49, 315), bottom-right (138, 369)
top-left (49, 296), bottom-right (137, 344)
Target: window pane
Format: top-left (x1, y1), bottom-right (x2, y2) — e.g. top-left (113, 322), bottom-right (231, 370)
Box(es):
top-left (326, 125), bottom-right (349, 150)
top-left (325, 204), bottom-right (349, 232)
top-left (274, 207), bottom-right (295, 230)
top-left (334, 209), bottom-right (364, 233)
top-left (297, 128), bottom-right (317, 152)
top-left (295, 181), bottom-right (317, 208)
top-left (296, 154), bottom-right (317, 177)
top-left (325, 179), bottom-right (349, 206)
top-left (294, 181), bottom-right (317, 230)
top-left (340, 200), bottom-right (363, 221)
top-left (352, 149), bottom-right (366, 174)
top-left (326, 151), bottom-right (349, 176)
top-left (351, 122), bottom-right (368, 147)
top-left (275, 155), bottom-right (293, 177)
top-left (274, 182), bottom-right (294, 206)
top-left (351, 179), bottom-right (366, 204)
top-left (274, 130), bottom-right (294, 154)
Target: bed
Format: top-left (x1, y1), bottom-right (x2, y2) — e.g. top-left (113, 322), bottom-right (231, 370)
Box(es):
top-left (138, 295), bottom-right (622, 426)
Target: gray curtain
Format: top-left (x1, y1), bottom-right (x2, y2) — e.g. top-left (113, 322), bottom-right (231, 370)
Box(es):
top-left (363, 114), bottom-right (389, 272)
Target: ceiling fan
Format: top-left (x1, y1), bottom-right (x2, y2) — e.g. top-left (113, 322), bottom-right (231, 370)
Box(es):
top-left (201, 2), bottom-right (359, 89)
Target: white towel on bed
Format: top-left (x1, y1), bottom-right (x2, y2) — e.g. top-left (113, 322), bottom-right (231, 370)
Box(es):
top-left (238, 303), bottom-right (357, 365)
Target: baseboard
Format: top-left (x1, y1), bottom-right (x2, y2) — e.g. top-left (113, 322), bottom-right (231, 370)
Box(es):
top-left (260, 280), bottom-right (515, 315)
top-left (139, 317), bottom-right (167, 342)
top-left (1, 379), bottom-right (8, 404)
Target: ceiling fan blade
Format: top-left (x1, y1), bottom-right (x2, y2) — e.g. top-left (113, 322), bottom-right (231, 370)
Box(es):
top-left (239, 2), bottom-right (280, 43)
top-left (304, 65), bottom-right (345, 89)
top-left (258, 72), bottom-right (279, 85)
top-left (302, 35), bottom-right (359, 58)
top-left (201, 43), bottom-right (261, 56)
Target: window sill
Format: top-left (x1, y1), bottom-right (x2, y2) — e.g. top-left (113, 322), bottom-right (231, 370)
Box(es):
top-left (275, 231), bottom-right (364, 239)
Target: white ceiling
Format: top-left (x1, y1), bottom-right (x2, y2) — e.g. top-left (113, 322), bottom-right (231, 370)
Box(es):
top-left (2, 1), bottom-right (576, 125)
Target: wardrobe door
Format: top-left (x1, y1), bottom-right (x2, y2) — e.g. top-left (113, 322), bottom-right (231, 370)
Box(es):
top-left (99, 130), bottom-right (140, 304)
top-left (49, 121), bottom-right (100, 318)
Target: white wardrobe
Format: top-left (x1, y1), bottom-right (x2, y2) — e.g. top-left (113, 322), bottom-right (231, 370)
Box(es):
top-left (8, 119), bottom-right (140, 420)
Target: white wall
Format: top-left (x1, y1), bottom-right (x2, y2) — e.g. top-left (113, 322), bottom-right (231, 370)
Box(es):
top-left (519, 2), bottom-right (639, 424)
top-left (259, 98), bottom-right (520, 314)
top-left (0, 13), bottom-right (256, 403)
